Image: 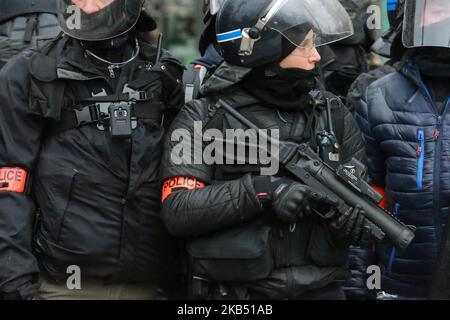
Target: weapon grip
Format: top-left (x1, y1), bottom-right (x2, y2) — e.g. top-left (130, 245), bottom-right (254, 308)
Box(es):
top-left (366, 220), bottom-right (386, 242)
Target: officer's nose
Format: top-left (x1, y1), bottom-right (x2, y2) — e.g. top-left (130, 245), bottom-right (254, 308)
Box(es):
top-left (72, 0), bottom-right (114, 14)
top-left (309, 47), bottom-right (321, 64)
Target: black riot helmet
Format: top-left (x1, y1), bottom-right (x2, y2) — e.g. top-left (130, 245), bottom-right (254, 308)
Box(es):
top-left (56, 0), bottom-right (156, 41)
top-left (337, 0), bottom-right (372, 45)
top-left (215, 0), bottom-right (354, 68)
top-left (199, 0), bottom-right (226, 55)
top-left (202, 0), bottom-right (226, 24)
top-left (0, 0), bottom-right (58, 24)
top-left (371, 0), bottom-right (406, 59)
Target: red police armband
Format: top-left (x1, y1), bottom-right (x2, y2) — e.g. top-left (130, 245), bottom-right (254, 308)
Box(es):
top-left (0, 168), bottom-right (29, 193)
top-left (372, 185), bottom-right (386, 209)
top-left (162, 177), bottom-right (206, 202)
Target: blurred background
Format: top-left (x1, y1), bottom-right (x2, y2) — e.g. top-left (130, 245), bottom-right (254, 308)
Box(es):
top-left (147, 0), bottom-right (391, 65)
top-left (146, 0), bottom-right (204, 64)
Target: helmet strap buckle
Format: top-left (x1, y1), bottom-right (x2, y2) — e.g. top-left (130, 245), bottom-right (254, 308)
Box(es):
top-left (239, 27), bottom-right (261, 56)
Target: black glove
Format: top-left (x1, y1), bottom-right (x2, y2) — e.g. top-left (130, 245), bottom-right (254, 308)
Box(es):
top-left (254, 176), bottom-right (338, 223)
top-left (332, 206), bottom-right (378, 247)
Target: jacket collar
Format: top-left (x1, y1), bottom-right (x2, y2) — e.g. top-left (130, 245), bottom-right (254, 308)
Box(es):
top-left (55, 35), bottom-right (156, 82)
top-left (200, 61), bottom-right (252, 96)
top-left (398, 55), bottom-right (432, 98)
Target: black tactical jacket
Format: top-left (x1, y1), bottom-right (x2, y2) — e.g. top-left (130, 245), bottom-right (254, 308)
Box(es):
top-left (161, 62), bottom-right (366, 299)
top-left (0, 34), bottom-right (184, 297)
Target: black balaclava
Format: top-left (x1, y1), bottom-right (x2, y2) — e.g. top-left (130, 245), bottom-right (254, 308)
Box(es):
top-left (413, 47), bottom-right (450, 112)
top-left (241, 30), bottom-right (318, 111)
top-left (413, 47), bottom-right (450, 78)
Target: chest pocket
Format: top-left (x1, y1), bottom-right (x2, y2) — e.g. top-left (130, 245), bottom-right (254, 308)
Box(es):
top-left (206, 105), bottom-right (284, 181)
top-left (29, 45), bottom-right (67, 120)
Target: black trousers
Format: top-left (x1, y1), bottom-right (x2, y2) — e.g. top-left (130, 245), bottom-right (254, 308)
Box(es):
top-left (207, 283), bottom-right (346, 300)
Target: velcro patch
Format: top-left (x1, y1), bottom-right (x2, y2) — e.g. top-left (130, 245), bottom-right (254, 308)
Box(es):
top-left (162, 177), bottom-right (206, 202)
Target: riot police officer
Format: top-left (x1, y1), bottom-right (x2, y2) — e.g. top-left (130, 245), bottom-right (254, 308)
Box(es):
top-left (183, 0), bottom-right (225, 102)
top-left (317, 0), bottom-right (374, 100)
top-left (161, 0), bottom-right (379, 300)
top-left (0, 0), bottom-right (184, 300)
top-left (0, 0), bottom-right (60, 69)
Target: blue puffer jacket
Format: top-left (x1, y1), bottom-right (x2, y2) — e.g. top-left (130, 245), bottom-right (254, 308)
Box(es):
top-left (344, 65), bottom-right (396, 300)
top-left (361, 58), bottom-right (450, 298)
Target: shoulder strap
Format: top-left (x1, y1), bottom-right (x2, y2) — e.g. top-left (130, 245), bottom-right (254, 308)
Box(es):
top-left (183, 64), bottom-right (202, 103)
top-left (52, 90), bottom-right (163, 134)
top-left (23, 14), bottom-right (38, 43)
top-left (308, 90), bottom-right (346, 147)
top-left (331, 103), bottom-right (346, 146)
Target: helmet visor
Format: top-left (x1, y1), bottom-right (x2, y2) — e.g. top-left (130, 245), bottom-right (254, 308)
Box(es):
top-left (57, 0), bottom-right (144, 41)
top-left (264, 0), bottom-right (354, 48)
top-left (210, 0), bottom-right (225, 15)
top-left (402, 0), bottom-right (450, 48)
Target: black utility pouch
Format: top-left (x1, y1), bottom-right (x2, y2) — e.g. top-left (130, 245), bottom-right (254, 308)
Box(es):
top-left (187, 223), bottom-right (273, 283)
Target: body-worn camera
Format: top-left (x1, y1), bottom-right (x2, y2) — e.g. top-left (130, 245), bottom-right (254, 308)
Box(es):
top-left (109, 102), bottom-right (133, 138)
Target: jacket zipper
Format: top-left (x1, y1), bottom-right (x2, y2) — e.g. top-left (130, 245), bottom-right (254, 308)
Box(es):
top-left (388, 203), bottom-right (401, 272)
top-left (56, 169), bottom-right (79, 242)
top-left (433, 98), bottom-right (450, 243)
top-left (428, 91), bottom-right (449, 245)
top-left (416, 129), bottom-right (425, 191)
top-left (108, 65), bottom-right (121, 79)
top-left (406, 68), bottom-right (448, 245)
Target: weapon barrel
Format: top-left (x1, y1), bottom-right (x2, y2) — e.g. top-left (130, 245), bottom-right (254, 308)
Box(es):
top-left (311, 160), bottom-right (415, 250)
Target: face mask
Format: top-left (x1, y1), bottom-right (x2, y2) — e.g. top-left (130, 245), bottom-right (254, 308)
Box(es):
top-left (265, 63), bottom-right (318, 93)
top-left (413, 47), bottom-right (450, 78)
top-left (241, 61), bottom-right (318, 111)
top-left (415, 47), bottom-right (450, 63)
